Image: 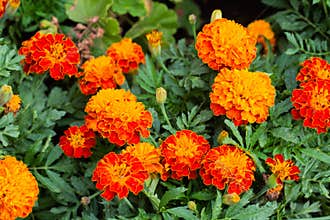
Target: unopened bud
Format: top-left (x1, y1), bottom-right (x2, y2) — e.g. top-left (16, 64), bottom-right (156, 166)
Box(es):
top-left (188, 14), bottom-right (197, 25)
top-left (146, 30), bottom-right (162, 57)
top-left (187, 201), bottom-right (197, 211)
top-left (217, 130), bottom-right (228, 144)
top-left (210, 9), bottom-right (222, 22)
top-left (81, 196), bottom-right (90, 206)
top-left (0, 85), bottom-right (13, 106)
top-left (223, 193), bottom-right (240, 205)
top-left (156, 87), bottom-right (167, 104)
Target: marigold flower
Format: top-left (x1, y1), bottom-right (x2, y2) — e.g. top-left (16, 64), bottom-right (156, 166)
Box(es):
top-left (106, 38), bottom-right (145, 73)
top-left (122, 142), bottom-right (163, 175)
top-left (265, 154), bottom-right (300, 183)
top-left (85, 89), bottom-right (152, 146)
top-left (200, 145), bottom-right (255, 195)
top-left (291, 79), bottom-right (330, 133)
top-left (247, 19), bottom-right (276, 51)
top-left (0, 0), bottom-right (8, 17)
top-left (296, 57), bottom-right (330, 82)
top-left (0, 156), bottom-right (39, 220)
top-left (92, 152), bottom-right (148, 201)
top-left (59, 125), bottom-right (96, 158)
top-left (78, 55), bottom-right (125, 95)
top-left (18, 32), bottom-right (80, 80)
top-left (146, 30), bottom-right (162, 56)
top-left (195, 18), bottom-right (256, 71)
top-left (160, 130), bottom-right (210, 181)
top-left (210, 68), bottom-right (275, 126)
top-left (4, 94), bottom-right (21, 114)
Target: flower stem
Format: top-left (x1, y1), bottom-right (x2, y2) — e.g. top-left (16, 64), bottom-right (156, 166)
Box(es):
top-left (89, 191), bottom-right (102, 200)
top-left (123, 197), bottom-right (135, 212)
top-left (160, 103), bottom-right (176, 134)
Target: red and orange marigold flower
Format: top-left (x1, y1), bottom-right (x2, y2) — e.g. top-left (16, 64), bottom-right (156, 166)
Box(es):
top-left (210, 68), bottom-right (276, 126)
top-left (92, 152), bottom-right (148, 201)
top-left (4, 94), bottom-right (21, 114)
top-left (291, 79), bottom-right (330, 133)
top-left (85, 89), bottom-right (152, 146)
top-left (195, 18), bottom-right (256, 71)
top-left (296, 57), bottom-right (330, 82)
top-left (265, 154), bottom-right (300, 183)
top-left (18, 32), bottom-right (80, 80)
top-left (122, 142), bottom-right (163, 175)
top-left (247, 19), bottom-right (276, 51)
top-left (106, 38), bottom-right (145, 73)
top-left (59, 125), bottom-right (96, 158)
top-left (160, 130), bottom-right (210, 181)
top-left (200, 145), bottom-right (256, 195)
top-left (78, 55), bottom-right (125, 95)
top-left (0, 156), bottom-right (39, 220)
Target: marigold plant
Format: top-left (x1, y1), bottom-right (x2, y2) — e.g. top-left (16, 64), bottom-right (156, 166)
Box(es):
top-left (195, 18), bottom-right (256, 71)
top-left (0, 156), bottom-right (39, 220)
top-left (4, 94), bottom-right (21, 114)
top-left (160, 130), bottom-right (210, 181)
top-left (92, 152), bottom-right (148, 201)
top-left (210, 68), bottom-right (276, 126)
top-left (106, 38), bottom-right (145, 73)
top-left (296, 57), bottom-right (330, 82)
top-left (200, 145), bottom-right (255, 195)
top-left (247, 19), bottom-right (276, 51)
top-left (18, 32), bottom-right (80, 80)
top-left (85, 89), bottom-right (152, 146)
top-left (59, 125), bottom-right (96, 158)
top-left (146, 30), bottom-right (162, 56)
top-left (291, 79), bottom-right (330, 133)
top-left (78, 55), bottom-right (125, 95)
top-left (122, 142), bottom-right (163, 175)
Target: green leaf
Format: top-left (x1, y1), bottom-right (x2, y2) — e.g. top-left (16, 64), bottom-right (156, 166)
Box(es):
top-left (34, 171), bottom-right (61, 193)
top-left (191, 191), bottom-right (216, 201)
top-left (112, 0), bottom-right (146, 17)
top-left (300, 148), bottom-right (330, 164)
top-left (261, 0), bottom-right (290, 8)
top-left (224, 119), bottom-right (244, 147)
top-left (66, 0), bottom-right (114, 23)
top-left (270, 98), bottom-right (293, 119)
top-left (228, 202), bottom-right (277, 220)
top-left (46, 145), bottom-right (63, 166)
top-left (125, 2), bottom-right (178, 39)
top-left (285, 183), bottom-right (301, 203)
top-left (97, 17), bottom-right (121, 48)
top-left (248, 123), bottom-right (267, 148)
top-left (271, 127), bottom-right (300, 144)
top-left (166, 206), bottom-right (199, 220)
top-left (159, 186), bottom-right (187, 209)
top-left (211, 190), bottom-right (222, 220)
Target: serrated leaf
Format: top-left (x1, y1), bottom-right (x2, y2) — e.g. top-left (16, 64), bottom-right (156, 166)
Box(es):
top-left (271, 127), bottom-right (300, 144)
top-left (159, 187), bottom-right (187, 209)
top-left (224, 119), bottom-right (244, 147)
top-left (228, 202), bottom-right (277, 220)
top-left (270, 98), bottom-right (293, 119)
top-left (125, 2), bottom-right (177, 39)
top-left (66, 0), bottom-right (114, 23)
top-left (46, 145), bottom-right (63, 166)
top-left (191, 191), bottom-right (216, 201)
top-left (34, 171), bottom-right (61, 193)
top-left (211, 190), bottom-right (222, 220)
top-left (112, 0), bottom-right (146, 17)
top-left (166, 206), bottom-right (199, 220)
top-left (300, 148), bottom-right (330, 164)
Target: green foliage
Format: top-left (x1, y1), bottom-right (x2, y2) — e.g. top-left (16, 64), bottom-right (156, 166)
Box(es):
top-left (112, 0), bottom-right (146, 17)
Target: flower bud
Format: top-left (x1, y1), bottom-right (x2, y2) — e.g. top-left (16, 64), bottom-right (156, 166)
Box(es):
top-left (210, 9), bottom-right (222, 22)
top-left (146, 30), bottom-right (162, 57)
top-left (222, 193), bottom-right (240, 205)
top-left (188, 14), bottom-right (197, 25)
top-left (80, 196), bottom-right (91, 206)
top-left (156, 87), bottom-right (167, 104)
top-left (0, 85), bottom-right (13, 106)
top-left (217, 130), bottom-right (228, 144)
top-left (187, 201), bottom-right (197, 211)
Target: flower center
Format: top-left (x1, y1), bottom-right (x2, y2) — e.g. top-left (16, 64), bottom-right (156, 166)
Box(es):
top-left (68, 132), bottom-right (85, 148)
top-left (48, 44), bottom-right (65, 62)
top-left (310, 87), bottom-right (330, 110)
top-left (270, 161), bottom-right (292, 182)
top-left (318, 69), bottom-right (330, 80)
top-left (174, 136), bottom-right (199, 158)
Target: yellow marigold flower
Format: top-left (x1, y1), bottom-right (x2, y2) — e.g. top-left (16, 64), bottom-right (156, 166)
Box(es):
top-left (146, 30), bottom-right (162, 56)
top-left (195, 18), bottom-right (256, 71)
top-left (247, 19), bottom-right (275, 51)
top-left (4, 94), bottom-right (21, 114)
top-left (200, 145), bottom-right (256, 195)
top-left (106, 38), bottom-right (145, 73)
top-left (122, 142), bottom-right (163, 175)
top-left (210, 68), bottom-right (275, 126)
top-left (85, 89), bottom-right (152, 146)
top-left (0, 156), bottom-right (39, 220)
top-left (79, 55), bottom-right (125, 95)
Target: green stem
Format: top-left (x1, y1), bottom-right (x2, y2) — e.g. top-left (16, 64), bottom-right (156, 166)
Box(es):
top-left (89, 191), bottom-right (102, 200)
top-left (123, 197), bottom-right (135, 212)
top-left (142, 189), bottom-right (160, 211)
top-left (191, 23), bottom-right (196, 42)
top-left (160, 103), bottom-right (175, 134)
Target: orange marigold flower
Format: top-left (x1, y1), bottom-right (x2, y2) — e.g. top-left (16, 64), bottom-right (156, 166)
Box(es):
top-left (291, 79), bottom-right (330, 133)
top-left (0, 0), bottom-right (8, 17)
top-left (200, 145), bottom-right (255, 195)
top-left (85, 89), bottom-right (152, 146)
top-left (18, 32), bottom-right (80, 80)
top-left (210, 68), bottom-right (275, 126)
top-left (146, 30), bottom-right (162, 56)
top-left (265, 154), bottom-right (300, 183)
top-left (106, 38), bottom-right (145, 73)
top-left (59, 125), bottom-right (96, 158)
top-left (79, 56), bottom-right (125, 95)
top-left (0, 156), bottom-right (39, 220)
top-left (4, 94), bottom-right (21, 114)
top-left (296, 57), bottom-right (330, 82)
top-left (195, 18), bottom-right (256, 71)
top-left (92, 152), bottom-right (148, 201)
top-left (160, 130), bottom-right (210, 181)
top-left (122, 142), bottom-right (163, 175)
top-left (247, 19), bottom-right (276, 51)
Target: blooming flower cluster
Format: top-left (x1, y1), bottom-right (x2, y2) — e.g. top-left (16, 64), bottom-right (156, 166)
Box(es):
top-left (85, 88), bottom-right (152, 146)
top-left (210, 68), bottom-right (276, 126)
top-left (0, 156), bottom-right (39, 220)
top-left (291, 57), bottom-right (330, 133)
top-left (19, 32), bottom-right (80, 80)
top-left (247, 19), bottom-right (276, 52)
